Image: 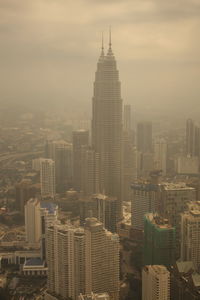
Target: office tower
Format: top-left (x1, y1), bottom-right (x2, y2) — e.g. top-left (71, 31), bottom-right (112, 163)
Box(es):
top-left (73, 130), bottom-right (89, 191)
top-left (46, 224), bottom-right (85, 300)
top-left (123, 104), bottom-right (131, 133)
top-left (15, 179), bottom-right (40, 214)
top-left (45, 140), bottom-right (73, 192)
top-left (131, 182), bottom-right (161, 230)
top-left (181, 201), bottom-right (200, 270)
top-left (137, 121), bottom-right (152, 153)
top-left (154, 138), bottom-right (167, 175)
top-left (85, 218), bottom-right (120, 300)
top-left (40, 202), bottom-right (58, 260)
top-left (40, 158), bottom-right (55, 199)
top-left (25, 198), bottom-right (41, 246)
top-left (186, 119), bottom-right (200, 157)
top-left (160, 183), bottom-right (196, 256)
top-left (91, 36), bottom-right (123, 221)
top-left (79, 292), bottom-right (110, 300)
top-left (142, 265), bottom-right (170, 300)
top-left (144, 213), bottom-right (175, 267)
top-left (92, 194), bottom-right (117, 233)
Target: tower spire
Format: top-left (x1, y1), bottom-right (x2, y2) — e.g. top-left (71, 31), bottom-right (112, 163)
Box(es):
top-left (109, 26), bottom-right (112, 49)
top-left (99, 31), bottom-right (105, 61)
top-left (107, 26), bottom-right (114, 56)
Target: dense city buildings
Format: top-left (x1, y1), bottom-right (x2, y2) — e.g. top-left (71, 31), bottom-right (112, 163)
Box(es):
top-left (91, 38), bottom-right (123, 221)
top-left (142, 265), bottom-right (170, 300)
top-left (143, 213), bottom-right (175, 267)
top-left (1, 29), bottom-right (200, 300)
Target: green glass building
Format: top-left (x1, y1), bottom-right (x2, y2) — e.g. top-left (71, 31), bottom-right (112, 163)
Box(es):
top-left (144, 213), bottom-right (176, 267)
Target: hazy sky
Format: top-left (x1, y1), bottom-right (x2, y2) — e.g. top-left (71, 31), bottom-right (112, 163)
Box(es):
top-left (0, 0), bottom-right (200, 116)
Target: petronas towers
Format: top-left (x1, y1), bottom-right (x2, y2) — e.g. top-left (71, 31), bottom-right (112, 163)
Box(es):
top-left (91, 35), bottom-right (123, 220)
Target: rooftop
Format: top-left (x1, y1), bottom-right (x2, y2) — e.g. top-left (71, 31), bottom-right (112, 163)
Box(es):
top-left (24, 257), bottom-right (44, 267)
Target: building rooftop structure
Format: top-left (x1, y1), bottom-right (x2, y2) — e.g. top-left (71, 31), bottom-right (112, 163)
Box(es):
top-left (162, 182), bottom-right (195, 191)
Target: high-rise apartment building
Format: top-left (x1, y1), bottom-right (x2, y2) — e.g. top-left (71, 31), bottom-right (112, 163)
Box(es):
top-left (181, 201), bottom-right (200, 270)
top-left (46, 224), bottom-right (85, 300)
top-left (40, 158), bottom-right (56, 199)
top-left (46, 218), bottom-right (119, 300)
top-left (85, 218), bottom-right (120, 300)
top-left (91, 37), bottom-right (123, 221)
top-left (25, 198), bottom-right (41, 246)
top-left (144, 213), bottom-right (175, 267)
top-left (72, 130), bottom-right (89, 191)
top-left (142, 265), bottom-right (170, 300)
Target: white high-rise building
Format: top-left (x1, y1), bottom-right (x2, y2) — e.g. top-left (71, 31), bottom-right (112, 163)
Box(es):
top-left (40, 158), bottom-right (55, 198)
top-left (142, 265), bottom-right (170, 300)
top-left (91, 36), bottom-right (123, 221)
top-left (25, 198), bottom-right (41, 246)
top-left (181, 201), bottom-right (200, 269)
top-left (85, 218), bottom-right (120, 300)
top-left (46, 224), bottom-right (85, 300)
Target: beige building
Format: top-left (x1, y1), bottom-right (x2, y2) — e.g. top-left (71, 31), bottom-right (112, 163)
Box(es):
top-left (46, 224), bottom-right (85, 300)
top-left (85, 218), bottom-right (120, 300)
top-left (181, 201), bottom-right (200, 269)
top-left (142, 265), bottom-right (170, 300)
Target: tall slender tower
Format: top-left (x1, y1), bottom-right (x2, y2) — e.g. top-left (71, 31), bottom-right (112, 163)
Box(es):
top-left (92, 32), bottom-right (123, 220)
